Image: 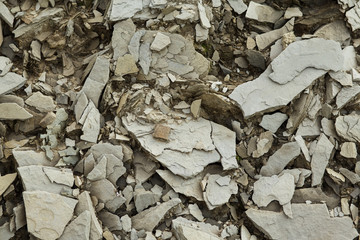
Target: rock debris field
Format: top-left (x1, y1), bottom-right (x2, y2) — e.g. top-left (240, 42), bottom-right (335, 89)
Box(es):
top-left (1, 0), bottom-right (360, 239)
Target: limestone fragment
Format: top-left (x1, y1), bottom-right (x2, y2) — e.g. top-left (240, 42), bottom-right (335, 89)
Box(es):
top-left (246, 204), bottom-right (358, 240)
top-left (153, 124), bottom-right (171, 141)
top-left (294, 135), bottom-right (310, 161)
top-left (150, 32), bottom-right (171, 51)
top-left (252, 173), bottom-right (295, 207)
top-left (115, 54), bottom-right (139, 76)
top-left (90, 179), bottom-right (125, 212)
top-left (314, 20), bottom-right (351, 45)
top-left (260, 112), bottom-right (288, 133)
top-left (284, 7), bottom-right (302, 19)
top-left (340, 142), bottom-right (357, 158)
top-left (0, 2), bottom-right (14, 27)
top-left (195, 24), bottom-right (209, 42)
top-left (203, 174), bottom-right (238, 210)
top-left (80, 101), bottom-right (100, 143)
top-left (0, 222), bottom-right (14, 240)
top-left (131, 198), bottom-right (181, 231)
top-left (25, 91), bottom-right (56, 112)
top-left (227, 0), bottom-right (247, 14)
top-left (172, 217), bottom-right (222, 240)
top-left (198, 2), bottom-right (211, 29)
top-left (134, 185), bottom-right (161, 212)
top-left (13, 204), bottom-right (26, 230)
top-left (190, 99), bottom-right (201, 118)
top-left (134, 152), bottom-right (158, 183)
top-left (188, 204), bottom-right (204, 221)
top-left (339, 168), bottom-right (360, 184)
top-left (335, 114), bottom-right (360, 142)
top-left (245, 2), bottom-right (283, 23)
top-left (336, 83), bottom-right (360, 109)
top-left (12, 149), bottom-right (52, 167)
top-left (0, 103), bottom-right (32, 120)
top-left (112, 19), bottom-right (136, 60)
top-left (346, 3), bottom-right (360, 31)
top-left (59, 211), bottom-right (91, 240)
top-left (260, 142), bottom-right (300, 177)
top-left (292, 188), bottom-right (339, 209)
top-left (252, 131), bottom-right (274, 158)
top-left (311, 134), bottom-right (334, 186)
top-left (0, 173), bottom-right (16, 196)
top-left (108, 0), bottom-right (143, 22)
top-left (23, 191), bottom-right (77, 240)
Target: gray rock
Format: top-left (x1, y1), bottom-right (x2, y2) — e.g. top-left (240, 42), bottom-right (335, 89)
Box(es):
top-left (13, 204), bottom-right (26, 230)
top-left (340, 142), bottom-right (357, 159)
top-left (246, 204), bottom-right (358, 240)
top-left (321, 118), bottom-right (337, 138)
top-left (336, 83), bottom-right (360, 109)
top-left (157, 170), bottom-right (204, 201)
top-left (87, 156), bottom-right (107, 181)
top-left (172, 217), bottom-right (221, 240)
top-left (245, 50), bottom-right (266, 70)
top-left (12, 149), bottom-right (52, 167)
top-left (204, 174), bottom-right (238, 210)
top-left (128, 30), bottom-right (146, 62)
top-left (23, 191), bottom-right (77, 240)
top-left (98, 210), bottom-right (122, 231)
top-left (59, 211), bottom-right (91, 240)
top-left (0, 103), bottom-right (32, 120)
top-left (74, 92), bottom-right (88, 122)
top-left (346, 3), bottom-right (360, 31)
top-left (292, 187), bottom-right (339, 209)
top-left (252, 173), bottom-right (295, 207)
top-left (245, 1), bottom-right (283, 23)
top-left (0, 222), bottom-right (14, 240)
top-left (139, 43), bottom-right (152, 75)
top-left (339, 168), bottom-right (360, 184)
top-left (260, 112), bottom-right (288, 133)
top-left (311, 134), bottom-right (334, 186)
top-left (18, 166), bottom-right (72, 194)
top-left (255, 18), bottom-right (294, 51)
top-left (195, 24), bottom-right (209, 42)
top-left (335, 114), bottom-right (360, 142)
top-left (25, 91), bottom-right (56, 112)
top-left (314, 20), bottom-right (351, 45)
top-left (131, 198), bottom-right (181, 231)
top-left (134, 186), bottom-right (161, 212)
top-left (284, 7), bottom-right (302, 19)
top-left (188, 204), bottom-right (204, 221)
top-left (80, 101), bottom-right (100, 143)
top-left (121, 215), bottom-right (132, 233)
top-left (227, 0), bottom-right (247, 14)
top-left (108, 0), bottom-right (143, 22)
top-left (296, 117), bottom-right (321, 137)
top-left (43, 167), bottom-right (74, 186)
top-left (270, 38), bottom-right (343, 85)
top-left (252, 131), bottom-right (274, 158)
top-left (112, 19), bottom-right (136, 60)
top-left (342, 46), bottom-right (357, 71)
top-left (134, 151), bottom-right (158, 183)
top-left (150, 32), bottom-right (171, 51)
top-left (260, 142), bottom-right (300, 176)
top-left (0, 56), bottom-right (13, 76)
top-left (198, 2), bottom-right (211, 29)
top-left (0, 2), bottom-right (14, 27)
top-left (75, 191), bottom-right (102, 240)
top-left (294, 135), bottom-right (310, 162)
top-left (0, 173), bottom-right (16, 196)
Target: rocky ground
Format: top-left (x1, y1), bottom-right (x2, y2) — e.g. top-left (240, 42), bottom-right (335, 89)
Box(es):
top-left (0, 0), bottom-right (360, 239)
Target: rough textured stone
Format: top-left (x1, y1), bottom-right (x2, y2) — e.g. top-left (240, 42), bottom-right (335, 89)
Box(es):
top-left (0, 2), bottom-right (14, 26)
top-left (59, 211), bottom-right (91, 240)
top-left (246, 204), bottom-right (358, 240)
top-left (0, 103), bottom-right (32, 120)
top-left (13, 149), bottom-right (52, 167)
top-left (227, 0), bottom-right (247, 14)
top-left (112, 19), bottom-right (136, 60)
top-left (292, 188), bottom-right (339, 209)
top-left (80, 101), bottom-right (100, 143)
top-left (245, 2), bottom-right (282, 23)
top-left (336, 83), bottom-right (360, 109)
top-left (340, 142), bottom-right (357, 158)
top-left (314, 20), bottom-right (350, 45)
top-left (335, 114), bottom-right (360, 142)
top-left (260, 112), bottom-right (288, 133)
top-left (89, 179), bottom-right (125, 212)
top-left (284, 7), bottom-right (303, 19)
top-left (115, 54), bottom-right (139, 76)
top-left (23, 191), bottom-right (77, 240)
top-left (339, 168), bottom-right (360, 184)
top-left (131, 198), bottom-right (181, 231)
top-left (150, 32), bottom-right (171, 51)
top-left (108, 0), bottom-right (143, 21)
top-left (252, 173), bottom-right (295, 207)
top-left (260, 142), bottom-right (300, 177)
top-left (0, 73), bottom-right (26, 96)
top-left (172, 217), bottom-right (221, 240)
top-left (0, 173), bottom-right (17, 196)
top-left (311, 134), bottom-right (334, 186)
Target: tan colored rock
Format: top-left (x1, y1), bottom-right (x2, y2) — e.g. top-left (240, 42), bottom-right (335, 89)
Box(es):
top-left (115, 54), bottom-right (139, 76)
top-left (0, 173), bottom-right (16, 196)
top-left (153, 124), bottom-right (171, 141)
top-left (25, 91), bottom-right (56, 112)
top-left (340, 142), bottom-right (357, 159)
top-left (0, 103), bottom-right (32, 120)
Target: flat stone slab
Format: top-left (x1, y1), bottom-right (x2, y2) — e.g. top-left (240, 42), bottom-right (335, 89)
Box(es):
top-left (246, 204), bottom-right (359, 240)
top-left (0, 103), bottom-right (33, 120)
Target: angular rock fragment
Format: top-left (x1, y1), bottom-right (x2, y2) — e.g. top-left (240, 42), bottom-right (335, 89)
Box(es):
top-left (115, 54), bottom-right (139, 76)
top-left (0, 173), bottom-right (16, 196)
top-left (108, 0), bottom-right (143, 22)
top-left (335, 83), bottom-right (360, 109)
top-left (335, 114), bottom-right (360, 142)
top-left (59, 211), bottom-right (91, 240)
top-left (314, 20), bottom-right (351, 45)
top-left (172, 217), bottom-right (222, 240)
top-left (112, 19), bottom-right (136, 60)
top-left (311, 134), bottom-right (334, 186)
top-left (260, 142), bottom-right (300, 177)
top-left (252, 173), bottom-right (295, 207)
top-left (227, 0), bottom-right (247, 14)
top-left (25, 91), bottom-right (56, 112)
top-left (245, 2), bottom-right (283, 23)
top-left (134, 185), bottom-right (161, 212)
top-left (198, 2), bottom-right (211, 29)
top-left (203, 174), bottom-right (238, 210)
top-left (292, 188), bottom-right (339, 209)
top-left (150, 32), bottom-right (171, 51)
top-left (296, 117), bottom-right (321, 137)
top-left (284, 7), bottom-right (303, 19)
top-left (134, 152), bottom-right (158, 183)
top-left (23, 191), bottom-right (77, 240)
top-left (12, 149), bottom-right (52, 167)
top-left (340, 142), bottom-right (357, 158)
top-left (98, 210), bottom-right (122, 232)
top-left (13, 203), bottom-right (26, 231)
top-left (252, 131), bottom-right (274, 158)
top-left (0, 103), bottom-right (32, 120)
top-left (89, 179), bottom-right (125, 212)
top-left (294, 135), bottom-right (310, 162)
top-left (0, 222), bottom-right (14, 240)
top-left (260, 112), bottom-right (288, 133)
top-left (339, 168), bottom-right (360, 184)
top-left (345, 3), bottom-right (360, 31)
top-left (246, 204), bottom-right (358, 240)
top-left (0, 2), bottom-right (14, 27)
top-left (80, 101), bottom-right (100, 143)
top-left (131, 198), bottom-right (181, 231)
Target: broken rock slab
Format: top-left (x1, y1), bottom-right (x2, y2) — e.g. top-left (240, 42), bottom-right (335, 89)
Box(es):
top-left (252, 173), bottom-right (295, 207)
top-left (0, 173), bottom-right (17, 196)
top-left (335, 114), bottom-right (360, 143)
top-left (23, 191), bottom-right (77, 240)
top-left (314, 20), bottom-right (351, 45)
top-left (131, 198), bottom-right (181, 232)
top-left (25, 91), bottom-right (56, 112)
top-left (227, 0), bottom-right (247, 14)
top-left (311, 134), bottom-right (334, 186)
top-left (150, 32), bottom-right (171, 51)
top-left (335, 83), bottom-right (360, 109)
top-left (172, 217), bottom-right (222, 240)
top-left (260, 142), bottom-right (300, 177)
top-left (108, 0), bottom-right (143, 22)
top-left (59, 210), bottom-right (91, 240)
top-left (260, 112), bottom-right (288, 133)
top-left (0, 103), bottom-right (32, 120)
top-left (12, 149), bottom-right (53, 167)
top-left (245, 1), bottom-right (283, 23)
top-left (246, 204), bottom-right (359, 240)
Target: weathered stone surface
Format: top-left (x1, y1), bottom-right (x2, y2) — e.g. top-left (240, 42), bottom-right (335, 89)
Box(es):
top-left (23, 191), bottom-right (77, 240)
top-left (0, 222), bottom-right (14, 240)
top-left (335, 114), bottom-right (360, 142)
top-left (270, 38), bottom-right (343, 85)
top-left (43, 167), bottom-right (74, 186)
top-left (0, 103), bottom-right (32, 120)
top-left (195, 24), bottom-right (209, 42)
top-left (311, 134), bottom-right (334, 186)
top-left (198, 2), bottom-right (211, 29)
top-left (13, 203), bottom-right (26, 230)
top-left (80, 101), bottom-right (100, 143)
top-left (157, 170), bottom-right (204, 201)
top-left (115, 54), bottom-right (139, 76)
top-left (314, 20), bottom-right (350, 45)
top-left (346, 3), bottom-right (360, 31)
top-left (204, 174), bottom-right (238, 210)
top-left (260, 142), bottom-right (300, 177)
top-left (252, 131), bottom-right (274, 158)
top-left (98, 210), bottom-right (122, 232)
top-left (150, 32), bottom-right (171, 51)
top-left (188, 204), bottom-right (204, 221)
top-left (0, 173), bottom-right (16, 196)
top-left (292, 188), bottom-right (339, 209)
top-left (108, 0), bottom-right (143, 22)
top-left (112, 19), bottom-right (136, 60)
top-left (131, 198), bottom-right (181, 231)
top-left (252, 173), bottom-right (295, 207)
top-left (0, 2), bottom-right (14, 27)
top-left (172, 217), bottom-right (221, 240)
top-left (89, 179), bottom-right (125, 212)
top-left (245, 2), bottom-right (283, 23)
top-left (284, 7), bottom-right (303, 19)
top-left (13, 149), bottom-right (52, 167)
top-left (134, 186), bottom-right (161, 212)
top-left (59, 211), bottom-right (91, 240)
top-left (255, 18), bottom-right (294, 50)
top-left (260, 112), bottom-right (288, 133)
top-left (340, 142), bottom-right (357, 158)
top-left (25, 92), bottom-right (56, 113)
top-left (294, 135), bottom-right (310, 162)
top-left (336, 83), bottom-right (360, 109)
top-left (227, 0), bottom-right (247, 14)
top-left (246, 204), bottom-right (358, 240)
top-left (339, 168), bottom-right (360, 184)
top-left (296, 117), bottom-right (321, 137)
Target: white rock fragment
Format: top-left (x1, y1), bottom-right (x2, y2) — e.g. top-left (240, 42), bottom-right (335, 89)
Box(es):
top-left (121, 215), bottom-right (132, 233)
top-left (252, 131), bottom-right (274, 158)
top-left (203, 174), bottom-right (238, 210)
top-left (0, 222), bottom-right (14, 240)
top-left (25, 91), bottom-right (56, 112)
top-left (260, 112), bottom-right (288, 133)
top-left (12, 149), bottom-right (52, 167)
top-left (284, 7), bottom-right (302, 19)
top-left (134, 186), bottom-right (161, 212)
top-left (311, 134), bottom-right (334, 186)
top-left (340, 142), bottom-right (357, 158)
top-left (260, 142), bottom-right (300, 176)
top-left (296, 117), bottom-right (321, 137)
top-left (188, 204), bottom-right (204, 221)
top-left (329, 70), bottom-right (353, 87)
top-left (342, 46), bottom-right (357, 71)
top-left (172, 217), bottom-right (221, 240)
top-left (131, 198), bottom-right (181, 231)
top-left (108, 0), bottom-right (143, 21)
top-left (0, 2), bottom-right (14, 27)
top-left (59, 211), bottom-right (91, 240)
top-left (80, 101), bottom-right (100, 143)
top-left (335, 114), bottom-right (360, 142)
top-left (252, 173), bottom-right (295, 207)
top-left (212, 0), bottom-right (221, 7)
top-left (87, 156), bottom-right (107, 181)
top-left (246, 204), bottom-right (359, 240)
top-left (90, 179), bottom-right (125, 212)
top-left (0, 173), bottom-right (17, 196)
top-left (336, 83), bottom-right (360, 109)
top-left (150, 32), bottom-right (171, 51)
top-left (294, 135), bottom-right (311, 162)
top-left (314, 20), bottom-right (351, 45)
top-left (0, 56), bottom-right (13, 77)
top-left (245, 2), bottom-right (283, 23)
top-left (195, 24), bottom-right (209, 42)
top-left (346, 2), bottom-right (360, 31)
top-left (112, 19), bottom-right (136, 60)
top-left (0, 103), bottom-right (32, 120)
top-left (227, 0), bottom-right (247, 14)
top-left (23, 191), bottom-right (77, 240)
top-left (198, 2), bottom-right (211, 29)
